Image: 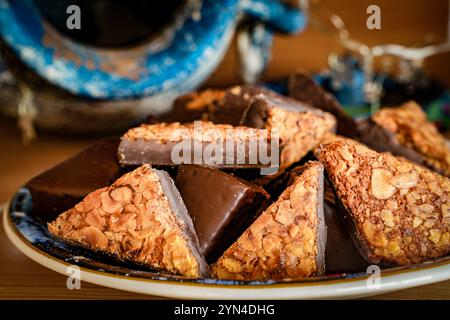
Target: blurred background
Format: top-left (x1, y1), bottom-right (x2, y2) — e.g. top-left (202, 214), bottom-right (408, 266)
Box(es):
top-left (0, 0), bottom-right (449, 203)
top-left (210, 0), bottom-right (450, 88)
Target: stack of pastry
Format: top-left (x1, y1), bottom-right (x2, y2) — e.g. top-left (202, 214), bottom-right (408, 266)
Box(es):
top-left (25, 70), bottom-right (449, 280)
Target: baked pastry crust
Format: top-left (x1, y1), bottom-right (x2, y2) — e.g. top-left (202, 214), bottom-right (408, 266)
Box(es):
top-left (118, 121), bottom-right (274, 169)
top-left (158, 89), bottom-right (225, 123)
top-left (212, 161), bottom-right (326, 280)
top-left (372, 101), bottom-right (450, 176)
top-left (315, 140), bottom-right (450, 265)
top-left (48, 164), bottom-right (210, 278)
top-left (241, 94), bottom-right (336, 172)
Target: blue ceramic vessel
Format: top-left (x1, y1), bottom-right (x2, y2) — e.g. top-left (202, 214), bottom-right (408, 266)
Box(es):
top-left (0, 0), bottom-right (306, 100)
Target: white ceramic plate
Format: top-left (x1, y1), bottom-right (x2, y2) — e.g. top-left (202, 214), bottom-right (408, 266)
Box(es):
top-left (4, 188), bottom-right (450, 299)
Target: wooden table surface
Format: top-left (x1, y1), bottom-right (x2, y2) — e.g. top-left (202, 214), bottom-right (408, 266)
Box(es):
top-left (0, 117), bottom-right (449, 300)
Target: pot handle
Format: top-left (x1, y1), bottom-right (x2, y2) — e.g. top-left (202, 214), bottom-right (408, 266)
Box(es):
top-left (240, 0), bottom-right (306, 34)
top-left (238, 0), bottom-right (306, 83)
top-left (236, 22), bottom-right (274, 83)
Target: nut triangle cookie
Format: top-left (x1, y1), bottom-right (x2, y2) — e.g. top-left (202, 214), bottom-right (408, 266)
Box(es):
top-left (212, 161), bottom-right (326, 280)
top-left (315, 140), bottom-right (450, 266)
top-left (360, 101), bottom-right (450, 177)
top-left (240, 94), bottom-right (336, 173)
top-left (48, 164), bottom-right (210, 278)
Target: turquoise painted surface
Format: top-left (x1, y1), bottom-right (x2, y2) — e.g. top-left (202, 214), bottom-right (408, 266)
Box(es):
top-left (0, 0), bottom-right (305, 100)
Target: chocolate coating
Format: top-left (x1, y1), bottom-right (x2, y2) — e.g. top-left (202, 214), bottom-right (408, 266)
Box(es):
top-left (148, 85), bottom-right (279, 126)
top-left (156, 169), bottom-right (211, 277)
top-left (118, 122), bottom-right (273, 169)
top-left (288, 70), bottom-right (359, 138)
top-left (154, 89), bottom-right (225, 124)
top-left (147, 84), bottom-right (308, 128)
top-left (175, 165), bottom-right (270, 262)
top-left (210, 85), bottom-right (281, 125)
top-left (323, 185), bottom-right (370, 274)
top-left (240, 91), bottom-right (328, 129)
top-left (118, 138), bottom-right (184, 167)
top-left (118, 138), bottom-right (272, 169)
top-left (26, 138), bottom-right (122, 222)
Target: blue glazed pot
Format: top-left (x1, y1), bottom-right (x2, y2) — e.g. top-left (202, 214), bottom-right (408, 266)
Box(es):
top-left (0, 0), bottom-right (306, 133)
top-left (0, 0), bottom-right (305, 98)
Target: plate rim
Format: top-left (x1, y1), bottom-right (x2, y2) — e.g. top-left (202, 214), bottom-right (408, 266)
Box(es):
top-left (4, 200), bottom-right (450, 299)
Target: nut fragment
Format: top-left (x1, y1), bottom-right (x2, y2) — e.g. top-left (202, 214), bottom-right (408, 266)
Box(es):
top-left (100, 191), bottom-right (122, 214)
top-left (262, 234), bottom-right (280, 254)
top-left (363, 220), bottom-right (387, 248)
top-left (289, 182), bottom-right (307, 208)
top-left (85, 211), bottom-right (105, 229)
top-left (390, 172), bottom-right (418, 189)
top-left (418, 204), bottom-right (436, 215)
top-left (371, 169), bottom-right (396, 199)
top-left (79, 189), bottom-right (103, 212)
top-left (387, 241), bottom-right (401, 255)
top-left (239, 232), bottom-right (261, 251)
top-left (250, 213), bottom-right (272, 234)
top-left (424, 219), bottom-right (436, 228)
top-left (427, 179), bottom-right (443, 196)
top-left (110, 212), bottom-right (136, 232)
top-left (289, 224), bottom-right (300, 238)
top-left (413, 216), bottom-right (422, 228)
top-left (274, 200), bottom-right (292, 225)
top-left (442, 203), bottom-right (450, 220)
top-left (380, 210), bottom-right (395, 227)
top-left (77, 226), bottom-right (108, 250)
top-left (222, 258), bottom-right (243, 273)
top-left (338, 147), bottom-right (354, 161)
top-left (441, 232), bottom-right (450, 244)
top-left (110, 186), bottom-right (133, 203)
top-left (429, 229), bottom-right (441, 244)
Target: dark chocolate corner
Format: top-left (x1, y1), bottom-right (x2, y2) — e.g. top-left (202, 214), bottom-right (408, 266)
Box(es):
top-left (288, 70), bottom-right (359, 138)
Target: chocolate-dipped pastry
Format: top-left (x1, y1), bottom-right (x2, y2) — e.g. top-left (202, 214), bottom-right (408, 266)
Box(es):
top-left (357, 119), bottom-right (430, 169)
top-left (358, 101), bottom-right (450, 177)
top-left (48, 164), bottom-right (210, 278)
top-left (288, 167), bottom-right (369, 274)
top-left (209, 85), bottom-right (281, 126)
top-left (118, 121), bottom-right (274, 170)
top-left (288, 69), bottom-right (359, 138)
top-left (315, 140), bottom-right (450, 266)
top-left (212, 161), bottom-right (326, 281)
top-left (240, 93), bottom-right (336, 173)
top-left (26, 138), bottom-right (122, 222)
top-left (155, 89), bottom-right (225, 123)
top-left (150, 85), bottom-right (278, 126)
top-left (175, 165), bottom-right (270, 262)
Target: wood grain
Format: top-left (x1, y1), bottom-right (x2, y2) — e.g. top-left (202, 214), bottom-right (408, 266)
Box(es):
top-left (0, 117), bottom-right (448, 299)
